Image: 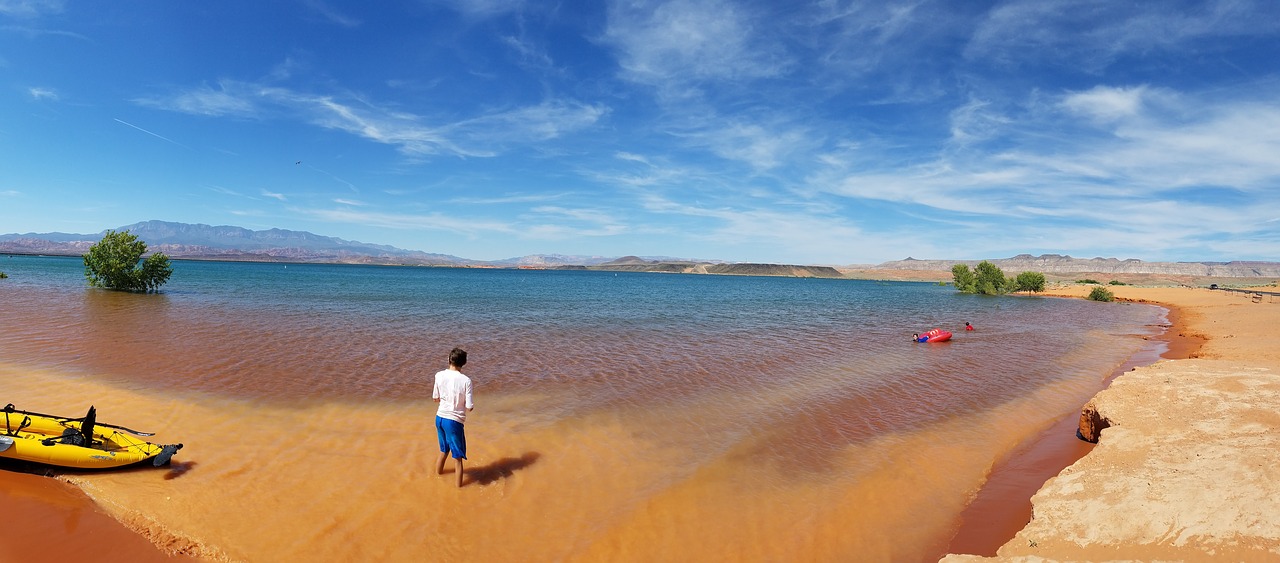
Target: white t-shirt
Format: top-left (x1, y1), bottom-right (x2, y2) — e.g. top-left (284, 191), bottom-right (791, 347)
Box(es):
top-left (433, 368), bottom-right (473, 424)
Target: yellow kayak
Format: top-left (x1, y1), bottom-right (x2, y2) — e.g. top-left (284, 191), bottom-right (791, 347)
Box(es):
top-left (1, 404), bottom-right (182, 470)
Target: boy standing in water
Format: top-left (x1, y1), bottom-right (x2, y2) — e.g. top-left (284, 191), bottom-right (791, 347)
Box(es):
top-left (434, 347), bottom-right (474, 488)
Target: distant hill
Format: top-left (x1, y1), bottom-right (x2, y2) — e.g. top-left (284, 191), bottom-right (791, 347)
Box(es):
top-left (876, 254), bottom-right (1280, 278)
top-left (5, 222), bottom-right (1276, 279)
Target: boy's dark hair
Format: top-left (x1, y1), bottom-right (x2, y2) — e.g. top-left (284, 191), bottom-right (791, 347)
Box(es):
top-left (449, 347), bottom-right (467, 368)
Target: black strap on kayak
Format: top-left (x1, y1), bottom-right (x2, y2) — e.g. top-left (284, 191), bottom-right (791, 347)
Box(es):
top-left (0, 403), bottom-right (154, 437)
top-left (3, 409), bottom-right (31, 437)
top-left (3, 404), bottom-right (16, 436)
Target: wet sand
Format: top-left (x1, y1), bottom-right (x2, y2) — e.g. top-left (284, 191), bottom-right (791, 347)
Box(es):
top-left (0, 278), bottom-right (1192, 560)
top-left (945, 301), bottom-right (1203, 556)
top-left (0, 289), bottom-right (1181, 561)
top-left (5, 271), bottom-right (1239, 557)
top-left (0, 467), bottom-right (191, 562)
top-left (946, 282), bottom-right (1280, 561)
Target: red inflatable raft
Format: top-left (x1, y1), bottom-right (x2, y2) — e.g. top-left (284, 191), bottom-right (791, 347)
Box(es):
top-left (916, 328), bottom-right (952, 343)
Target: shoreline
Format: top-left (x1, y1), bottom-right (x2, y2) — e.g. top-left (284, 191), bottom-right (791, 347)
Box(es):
top-left (945, 283), bottom-right (1280, 561)
top-left (945, 296), bottom-right (1204, 556)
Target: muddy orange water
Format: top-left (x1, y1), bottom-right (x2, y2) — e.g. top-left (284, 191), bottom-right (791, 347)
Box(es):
top-left (0, 257), bottom-right (1168, 561)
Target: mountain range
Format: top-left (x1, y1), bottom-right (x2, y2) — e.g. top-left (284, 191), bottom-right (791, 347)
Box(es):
top-left (2, 220), bottom-right (1278, 277)
top-left (0, 221), bottom-right (674, 268)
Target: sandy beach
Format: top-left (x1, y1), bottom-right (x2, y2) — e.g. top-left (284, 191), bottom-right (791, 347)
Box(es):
top-left (4, 277), bottom-right (1277, 561)
top-left (946, 282), bottom-right (1280, 561)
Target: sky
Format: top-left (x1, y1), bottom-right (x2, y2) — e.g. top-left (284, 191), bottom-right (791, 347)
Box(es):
top-left (2, 0), bottom-right (1279, 265)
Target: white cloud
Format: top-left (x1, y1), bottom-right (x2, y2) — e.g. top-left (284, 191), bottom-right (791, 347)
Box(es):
top-left (966, 0), bottom-right (1280, 70)
top-left (136, 82), bottom-right (259, 118)
top-left (697, 122), bottom-right (813, 172)
top-left (301, 0), bottom-right (360, 27)
top-left (138, 81), bottom-right (605, 159)
top-left (1061, 85), bottom-right (1148, 122)
top-left (27, 86), bottom-right (56, 100)
top-left (299, 207), bottom-right (517, 238)
top-left (433, 0), bottom-right (523, 20)
top-left (0, 0), bottom-right (65, 17)
top-left (948, 97), bottom-right (1011, 146)
top-left (602, 0), bottom-right (789, 94)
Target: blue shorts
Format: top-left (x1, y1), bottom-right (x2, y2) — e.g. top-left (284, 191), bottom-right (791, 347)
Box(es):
top-left (435, 416), bottom-right (467, 460)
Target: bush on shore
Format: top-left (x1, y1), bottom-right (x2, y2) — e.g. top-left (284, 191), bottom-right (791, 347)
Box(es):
top-left (1014, 271), bottom-right (1046, 293)
top-left (1088, 287), bottom-right (1115, 302)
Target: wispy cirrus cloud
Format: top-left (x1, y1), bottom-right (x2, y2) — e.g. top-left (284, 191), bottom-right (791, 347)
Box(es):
top-left (432, 0), bottom-right (524, 20)
top-left (804, 81), bottom-right (1280, 260)
top-left (965, 0), bottom-right (1280, 70)
top-left (301, 0), bottom-right (360, 27)
top-left (601, 0), bottom-right (790, 94)
top-left (27, 86), bottom-right (57, 100)
top-left (298, 207), bottom-right (519, 238)
top-left (0, 0), bottom-right (65, 18)
top-left (136, 81), bottom-right (606, 159)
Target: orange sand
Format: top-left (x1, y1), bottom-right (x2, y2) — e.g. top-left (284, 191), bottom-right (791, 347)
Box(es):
top-left (6, 279), bottom-right (1275, 562)
top-left (946, 281), bottom-right (1280, 561)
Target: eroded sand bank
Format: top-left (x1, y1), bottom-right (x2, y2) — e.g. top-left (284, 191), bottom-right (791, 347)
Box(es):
top-left (946, 284), bottom-right (1280, 561)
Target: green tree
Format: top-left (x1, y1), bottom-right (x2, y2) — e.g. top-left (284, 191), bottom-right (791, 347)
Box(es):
top-left (974, 260), bottom-right (1007, 295)
top-left (83, 230), bottom-right (173, 292)
top-left (951, 264), bottom-right (976, 293)
top-left (1014, 271), bottom-right (1047, 293)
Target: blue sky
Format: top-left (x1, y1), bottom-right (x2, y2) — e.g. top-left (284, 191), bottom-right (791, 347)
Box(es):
top-left (2, 0), bottom-right (1279, 264)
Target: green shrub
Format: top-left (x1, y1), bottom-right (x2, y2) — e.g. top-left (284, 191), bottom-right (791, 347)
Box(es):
top-left (1087, 287), bottom-right (1115, 302)
top-left (1014, 271), bottom-right (1047, 292)
top-left (83, 230), bottom-right (173, 293)
top-left (1076, 279), bottom-right (1100, 284)
top-left (1108, 280), bottom-right (1126, 285)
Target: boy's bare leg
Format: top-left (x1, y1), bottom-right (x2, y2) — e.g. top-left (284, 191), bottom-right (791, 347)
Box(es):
top-left (455, 458), bottom-right (465, 488)
top-left (436, 451), bottom-right (449, 475)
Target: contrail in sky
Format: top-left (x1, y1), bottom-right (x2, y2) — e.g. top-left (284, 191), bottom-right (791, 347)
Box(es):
top-left (113, 118), bottom-right (191, 149)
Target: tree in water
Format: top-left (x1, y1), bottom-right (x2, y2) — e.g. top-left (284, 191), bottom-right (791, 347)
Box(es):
top-left (951, 264), bottom-right (976, 292)
top-left (973, 260), bottom-right (1008, 295)
top-left (83, 230), bottom-right (173, 292)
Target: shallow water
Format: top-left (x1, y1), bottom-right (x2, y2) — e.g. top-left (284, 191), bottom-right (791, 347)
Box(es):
top-left (0, 256), bottom-right (1163, 561)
